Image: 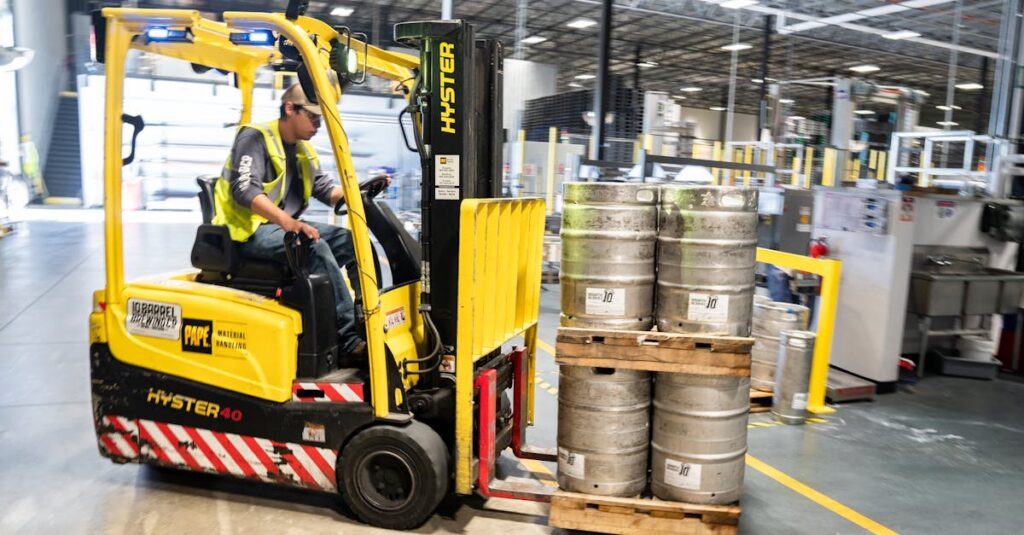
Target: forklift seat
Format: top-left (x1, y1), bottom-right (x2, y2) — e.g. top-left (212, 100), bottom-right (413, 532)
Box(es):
top-left (190, 176), bottom-right (293, 290)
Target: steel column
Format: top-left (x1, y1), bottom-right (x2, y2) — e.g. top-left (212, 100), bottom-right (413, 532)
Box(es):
top-left (757, 15), bottom-right (772, 134)
top-left (590, 0), bottom-right (612, 160)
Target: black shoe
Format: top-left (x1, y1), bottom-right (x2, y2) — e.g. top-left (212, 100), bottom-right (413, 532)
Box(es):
top-left (338, 341), bottom-right (367, 368)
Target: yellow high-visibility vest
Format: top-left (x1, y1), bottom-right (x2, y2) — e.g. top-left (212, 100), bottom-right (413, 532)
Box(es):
top-left (212, 119), bottom-right (318, 242)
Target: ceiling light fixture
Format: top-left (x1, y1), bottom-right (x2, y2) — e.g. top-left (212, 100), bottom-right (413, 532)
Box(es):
top-left (721, 43), bottom-right (752, 51)
top-left (854, 110), bottom-right (875, 115)
top-left (637, 61), bottom-right (659, 68)
top-left (680, 86), bottom-right (702, 92)
top-left (710, 106), bottom-right (727, 111)
top-left (955, 82), bottom-right (983, 90)
top-left (330, 6), bottom-right (354, 17)
top-left (937, 120), bottom-right (959, 126)
top-left (788, 116), bottom-right (806, 121)
top-left (566, 18), bottom-right (598, 29)
top-left (575, 74), bottom-right (596, 80)
top-left (778, 98), bottom-right (795, 104)
top-left (671, 95), bottom-right (687, 100)
top-left (720, 0), bottom-right (759, 8)
top-left (751, 78), bottom-right (764, 83)
top-left (883, 30), bottom-right (921, 40)
top-left (849, 64), bottom-right (880, 73)
top-left (568, 82), bottom-right (583, 88)
top-left (936, 105), bottom-right (962, 111)
top-left (521, 36), bottom-right (547, 44)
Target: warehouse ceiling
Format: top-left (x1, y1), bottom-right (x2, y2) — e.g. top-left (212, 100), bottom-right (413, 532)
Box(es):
top-left (132, 0), bottom-right (1008, 132)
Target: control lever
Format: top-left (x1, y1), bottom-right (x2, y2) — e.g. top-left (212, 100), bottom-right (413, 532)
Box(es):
top-left (283, 231), bottom-right (313, 277)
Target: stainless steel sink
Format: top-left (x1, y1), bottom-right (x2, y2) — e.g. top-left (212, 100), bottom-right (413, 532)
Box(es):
top-left (911, 267), bottom-right (1024, 316)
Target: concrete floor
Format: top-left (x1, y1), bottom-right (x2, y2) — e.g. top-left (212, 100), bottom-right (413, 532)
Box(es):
top-left (2, 209), bottom-right (1024, 534)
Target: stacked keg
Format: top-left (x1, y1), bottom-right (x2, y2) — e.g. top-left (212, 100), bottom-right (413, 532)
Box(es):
top-left (651, 185), bottom-right (758, 504)
top-left (656, 185), bottom-right (759, 336)
top-left (560, 182), bottom-right (659, 331)
top-left (751, 301), bottom-right (810, 392)
top-left (557, 366), bottom-right (650, 496)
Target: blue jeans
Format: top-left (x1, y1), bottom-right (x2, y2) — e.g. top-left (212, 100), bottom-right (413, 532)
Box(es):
top-left (237, 220), bottom-right (362, 353)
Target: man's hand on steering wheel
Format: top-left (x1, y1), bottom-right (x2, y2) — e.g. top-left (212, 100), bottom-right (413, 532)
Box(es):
top-left (334, 173), bottom-right (392, 216)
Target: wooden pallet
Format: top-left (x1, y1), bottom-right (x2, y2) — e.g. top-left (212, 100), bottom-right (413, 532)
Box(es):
top-left (549, 491), bottom-right (740, 535)
top-left (749, 389), bottom-right (772, 413)
top-left (555, 327), bottom-right (752, 376)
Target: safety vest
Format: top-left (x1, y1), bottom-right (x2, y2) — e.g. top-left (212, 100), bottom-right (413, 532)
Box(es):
top-left (212, 120), bottom-right (319, 242)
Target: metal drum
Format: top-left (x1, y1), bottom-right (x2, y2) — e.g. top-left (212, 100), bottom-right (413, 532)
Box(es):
top-left (751, 301), bottom-right (810, 392)
top-left (773, 330), bottom-right (817, 425)
top-left (657, 185), bottom-right (759, 336)
top-left (560, 182), bottom-right (659, 331)
top-left (557, 366), bottom-right (651, 496)
top-left (651, 372), bottom-right (750, 504)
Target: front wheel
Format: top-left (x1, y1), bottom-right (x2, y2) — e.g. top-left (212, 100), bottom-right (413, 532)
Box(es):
top-left (339, 421), bottom-right (449, 530)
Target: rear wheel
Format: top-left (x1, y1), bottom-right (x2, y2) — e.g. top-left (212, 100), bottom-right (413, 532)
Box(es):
top-left (339, 421), bottom-right (449, 530)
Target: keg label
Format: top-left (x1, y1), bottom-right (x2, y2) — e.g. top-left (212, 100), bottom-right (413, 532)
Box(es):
top-left (687, 293), bottom-right (729, 322)
top-left (792, 392), bottom-right (808, 410)
top-left (585, 287), bottom-right (625, 316)
top-left (558, 447), bottom-right (585, 479)
top-left (665, 459), bottom-right (702, 490)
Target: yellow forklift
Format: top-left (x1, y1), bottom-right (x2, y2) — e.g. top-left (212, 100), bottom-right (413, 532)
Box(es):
top-left (89, 1), bottom-right (553, 529)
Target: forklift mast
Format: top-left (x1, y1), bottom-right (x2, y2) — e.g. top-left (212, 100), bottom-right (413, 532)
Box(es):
top-left (395, 21), bottom-right (504, 357)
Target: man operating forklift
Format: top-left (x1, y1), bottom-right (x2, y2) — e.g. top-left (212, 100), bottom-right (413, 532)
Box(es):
top-left (212, 83), bottom-right (374, 359)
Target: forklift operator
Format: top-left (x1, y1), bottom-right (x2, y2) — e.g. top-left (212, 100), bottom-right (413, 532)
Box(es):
top-left (212, 83), bottom-right (371, 359)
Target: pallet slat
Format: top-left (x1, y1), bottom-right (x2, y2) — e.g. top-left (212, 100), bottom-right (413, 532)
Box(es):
top-left (556, 327), bottom-right (753, 376)
top-left (549, 491), bottom-right (740, 535)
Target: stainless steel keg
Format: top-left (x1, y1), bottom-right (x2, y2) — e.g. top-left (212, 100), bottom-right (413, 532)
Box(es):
top-left (657, 185), bottom-right (758, 336)
top-left (751, 302), bottom-right (810, 392)
top-left (560, 182), bottom-right (659, 331)
top-left (557, 366), bottom-right (651, 496)
top-left (772, 330), bottom-right (817, 425)
top-left (651, 372), bottom-right (750, 504)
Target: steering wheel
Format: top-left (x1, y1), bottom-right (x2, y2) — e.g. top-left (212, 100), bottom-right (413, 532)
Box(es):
top-left (334, 174), bottom-right (390, 216)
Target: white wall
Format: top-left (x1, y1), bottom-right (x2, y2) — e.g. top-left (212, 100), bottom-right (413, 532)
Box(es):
top-left (677, 106), bottom-right (758, 142)
top-left (0, 0), bottom-right (19, 173)
top-left (12, 0), bottom-right (67, 165)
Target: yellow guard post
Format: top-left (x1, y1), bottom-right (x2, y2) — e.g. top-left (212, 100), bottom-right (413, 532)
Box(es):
top-left (756, 248), bottom-right (842, 414)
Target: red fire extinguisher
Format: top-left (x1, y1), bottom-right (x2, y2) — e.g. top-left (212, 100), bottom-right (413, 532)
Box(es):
top-left (809, 237), bottom-right (829, 259)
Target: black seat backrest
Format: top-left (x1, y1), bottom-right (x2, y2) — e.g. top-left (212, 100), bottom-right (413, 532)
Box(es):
top-left (196, 175), bottom-right (218, 224)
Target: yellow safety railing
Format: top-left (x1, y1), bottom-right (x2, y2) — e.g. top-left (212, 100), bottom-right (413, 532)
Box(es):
top-left (454, 198), bottom-right (545, 494)
top-left (756, 248), bottom-right (842, 415)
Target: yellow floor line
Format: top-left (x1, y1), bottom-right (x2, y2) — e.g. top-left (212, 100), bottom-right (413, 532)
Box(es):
top-left (536, 339), bottom-right (556, 356)
top-left (520, 459), bottom-right (558, 487)
top-left (746, 454), bottom-right (898, 535)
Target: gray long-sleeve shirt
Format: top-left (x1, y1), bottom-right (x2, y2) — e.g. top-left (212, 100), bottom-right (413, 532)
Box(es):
top-left (226, 127), bottom-right (336, 218)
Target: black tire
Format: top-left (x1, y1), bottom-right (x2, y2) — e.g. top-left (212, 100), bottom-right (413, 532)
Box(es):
top-left (339, 421), bottom-right (449, 530)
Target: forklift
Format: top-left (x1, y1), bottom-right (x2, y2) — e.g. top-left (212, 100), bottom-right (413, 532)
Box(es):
top-left (89, 2), bottom-right (553, 529)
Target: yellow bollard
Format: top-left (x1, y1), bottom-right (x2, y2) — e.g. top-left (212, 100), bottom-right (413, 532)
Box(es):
top-left (803, 147), bottom-right (814, 188)
top-left (822, 148), bottom-right (836, 187)
top-left (743, 145), bottom-right (754, 186)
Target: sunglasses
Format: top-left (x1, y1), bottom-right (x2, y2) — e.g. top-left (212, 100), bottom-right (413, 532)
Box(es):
top-left (295, 105), bottom-right (321, 125)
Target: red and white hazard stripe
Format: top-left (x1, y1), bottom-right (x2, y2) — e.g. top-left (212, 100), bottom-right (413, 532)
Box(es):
top-left (291, 382), bottom-right (365, 403)
top-left (97, 415), bottom-right (337, 492)
top-left (97, 415), bottom-right (140, 460)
